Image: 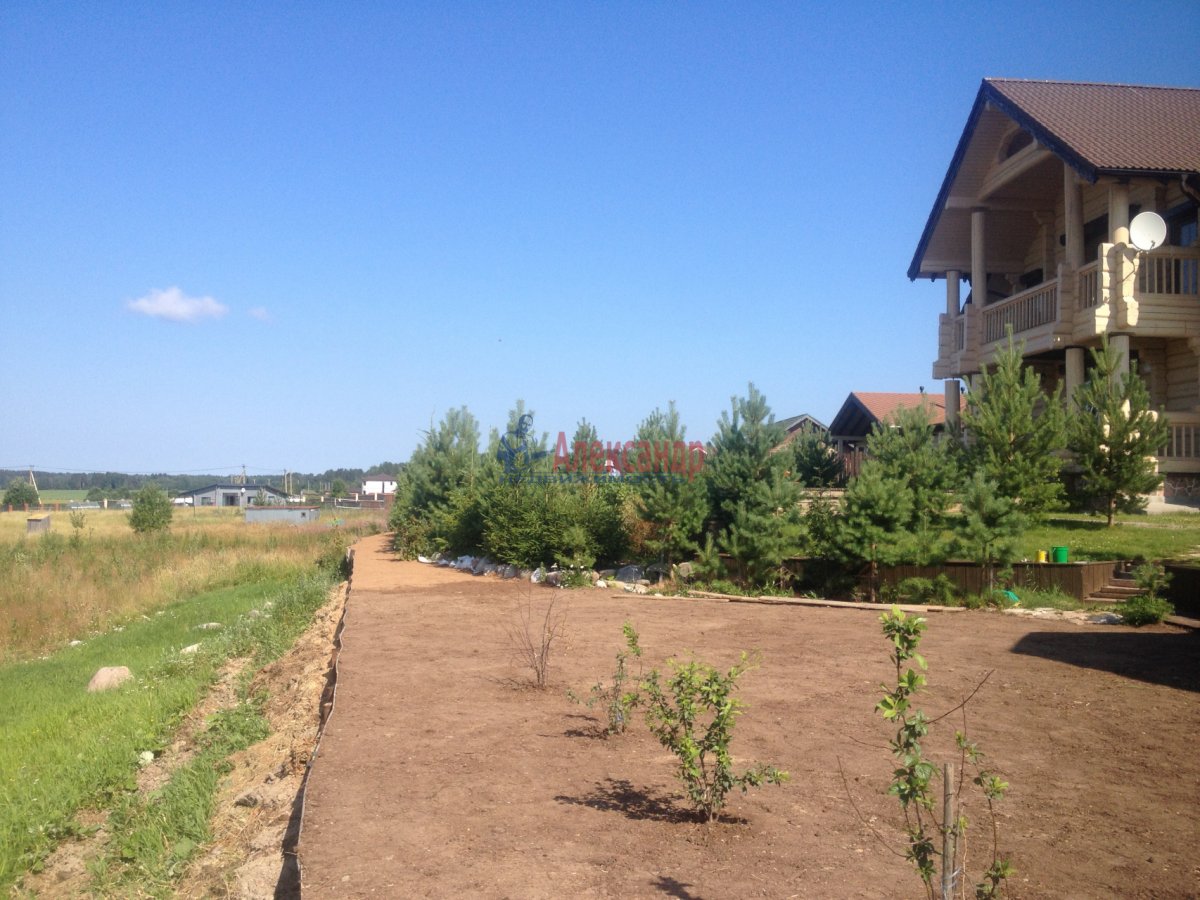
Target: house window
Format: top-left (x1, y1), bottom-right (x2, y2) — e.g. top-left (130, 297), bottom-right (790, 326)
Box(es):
top-left (1167, 202), bottom-right (1198, 247)
top-left (1020, 269), bottom-right (1044, 289)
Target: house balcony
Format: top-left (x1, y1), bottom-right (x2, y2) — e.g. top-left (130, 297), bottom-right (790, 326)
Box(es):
top-left (935, 245), bottom-right (1200, 375)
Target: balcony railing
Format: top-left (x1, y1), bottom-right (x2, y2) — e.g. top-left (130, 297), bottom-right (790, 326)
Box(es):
top-left (1161, 413), bottom-right (1200, 461)
top-left (1078, 260), bottom-right (1100, 309)
top-left (983, 281), bottom-right (1058, 343)
top-left (1138, 247), bottom-right (1200, 297)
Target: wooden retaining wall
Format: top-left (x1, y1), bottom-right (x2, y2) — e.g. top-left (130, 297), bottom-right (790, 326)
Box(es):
top-left (780, 558), bottom-right (1117, 601)
top-left (879, 561), bottom-right (1116, 601)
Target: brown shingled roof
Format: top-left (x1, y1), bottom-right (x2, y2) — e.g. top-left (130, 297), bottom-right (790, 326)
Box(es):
top-left (909, 77), bottom-right (1200, 280)
top-left (828, 392), bottom-right (946, 440)
top-left (986, 78), bottom-right (1200, 175)
top-left (854, 392), bottom-right (946, 425)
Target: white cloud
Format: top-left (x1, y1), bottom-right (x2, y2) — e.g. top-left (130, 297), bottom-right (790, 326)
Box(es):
top-left (248, 306), bottom-right (271, 322)
top-left (127, 286), bottom-right (228, 323)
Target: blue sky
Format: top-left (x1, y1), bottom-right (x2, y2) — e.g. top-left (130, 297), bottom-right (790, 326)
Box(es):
top-left (3, 2), bottom-right (1198, 476)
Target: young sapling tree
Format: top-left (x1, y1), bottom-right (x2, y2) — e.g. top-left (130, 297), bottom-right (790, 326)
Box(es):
top-left (568, 622), bottom-right (643, 735)
top-left (874, 607), bottom-right (1013, 899)
top-left (642, 651), bottom-right (788, 822)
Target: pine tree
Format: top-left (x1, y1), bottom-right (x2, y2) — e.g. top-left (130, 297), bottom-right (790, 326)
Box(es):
top-left (864, 404), bottom-right (959, 564)
top-left (835, 462), bottom-right (913, 602)
top-left (956, 470), bottom-right (1026, 593)
top-left (788, 430), bottom-right (845, 487)
top-left (704, 385), bottom-right (804, 588)
top-left (1068, 339), bottom-right (1169, 526)
top-left (961, 332), bottom-right (1066, 516)
top-left (634, 402), bottom-right (708, 568)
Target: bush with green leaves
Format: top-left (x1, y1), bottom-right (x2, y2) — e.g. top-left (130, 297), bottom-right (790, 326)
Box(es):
top-left (887, 575), bottom-right (958, 607)
top-left (875, 608), bottom-right (1012, 898)
top-left (568, 622), bottom-right (643, 735)
top-left (641, 651), bottom-right (788, 822)
top-left (128, 484), bottom-right (173, 534)
top-left (1120, 562), bottom-right (1174, 626)
top-left (3, 480), bottom-right (39, 509)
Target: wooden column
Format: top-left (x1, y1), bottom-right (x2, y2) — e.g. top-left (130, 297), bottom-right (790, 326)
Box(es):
top-left (946, 270), bottom-right (960, 317)
top-left (968, 209), bottom-right (986, 362)
top-left (944, 380), bottom-right (961, 429)
top-left (1065, 346), bottom-right (1085, 409)
top-left (1064, 164), bottom-right (1085, 269)
top-left (1109, 183), bottom-right (1130, 245)
top-left (1110, 333), bottom-right (1131, 380)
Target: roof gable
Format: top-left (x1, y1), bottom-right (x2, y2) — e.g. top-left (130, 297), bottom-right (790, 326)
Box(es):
top-left (909, 78), bottom-right (1200, 280)
top-left (829, 392), bottom-right (946, 438)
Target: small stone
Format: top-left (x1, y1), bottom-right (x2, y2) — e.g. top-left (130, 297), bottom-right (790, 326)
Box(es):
top-left (87, 666), bottom-right (133, 692)
top-left (594, 580), bottom-right (608, 589)
top-left (196, 622), bottom-right (222, 631)
top-left (181, 643), bottom-right (201, 655)
top-left (68, 640), bottom-right (83, 647)
top-left (234, 792), bottom-right (260, 808)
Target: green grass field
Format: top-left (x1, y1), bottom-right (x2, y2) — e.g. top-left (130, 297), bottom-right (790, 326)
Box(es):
top-left (35, 489), bottom-right (89, 503)
top-left (0, 573), bottom-right (336, 893)
top-left (1023, 512), bottom-right (1200, 562)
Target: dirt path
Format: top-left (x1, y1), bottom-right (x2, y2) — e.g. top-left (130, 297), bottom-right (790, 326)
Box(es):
top-left (299, 535), bottom-right (1200, 899)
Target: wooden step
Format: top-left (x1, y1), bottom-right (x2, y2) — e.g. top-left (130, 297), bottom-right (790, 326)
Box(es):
top-left (1086, 580), bottom-right (1142, 603)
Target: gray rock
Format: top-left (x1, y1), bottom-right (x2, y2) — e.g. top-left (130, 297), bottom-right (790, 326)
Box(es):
top-left (87, 666), bottom-right (133, 692)
top-left (181, 643), bottom-right (201, 655)
top-left (196, 622), bottom-right (222, 631)
top-left (1088, 613), bottom-right (1125, 625)
top-left (615, 565), bottom-right (643, 583)
top-left (234, 792), bottom-right (260, 808)
top-left (594, 579), bottom-right (608, 589)
top-left (68, 640), bottom-right (83, 647)
top-left (675, 562), bottom-right (695, 578)
top-left (544, 570), bottom-right (562, 587)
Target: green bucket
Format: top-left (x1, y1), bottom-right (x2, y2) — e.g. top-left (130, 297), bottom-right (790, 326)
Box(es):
top-left (1051, 546), bottom-right (1069, 564)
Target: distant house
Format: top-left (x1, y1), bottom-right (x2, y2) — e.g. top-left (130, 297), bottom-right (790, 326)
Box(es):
top-left (175, 483), bottom-right (290, 508)
top-left (362, 475), bottom-right (397, 497)
top-left (828, 392), bottom-right (946, 457)
top-left (774, 413), bottom-right (828, 447)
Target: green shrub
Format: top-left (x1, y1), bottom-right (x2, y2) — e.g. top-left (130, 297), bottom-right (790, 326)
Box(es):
top-left (891, 575), bottom-right (957, 606)
top-left (1120, 594), bottom-right (1174, 627)
top-left (3, 480), bottom-right (38, 509)
top-left (642, 652), bottom-right (787, 822)
top-left (128, 484), bottom-right (173, 534)
top-left (568, 622), bottom-right (642, 735)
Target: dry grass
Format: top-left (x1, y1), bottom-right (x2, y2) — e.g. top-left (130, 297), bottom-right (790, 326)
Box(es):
top-left (0, 507), bottom-right (384, 660)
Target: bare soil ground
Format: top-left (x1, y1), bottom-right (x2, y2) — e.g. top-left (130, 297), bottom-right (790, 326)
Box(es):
top-left (298, 536), bottom-right (1200, 899)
